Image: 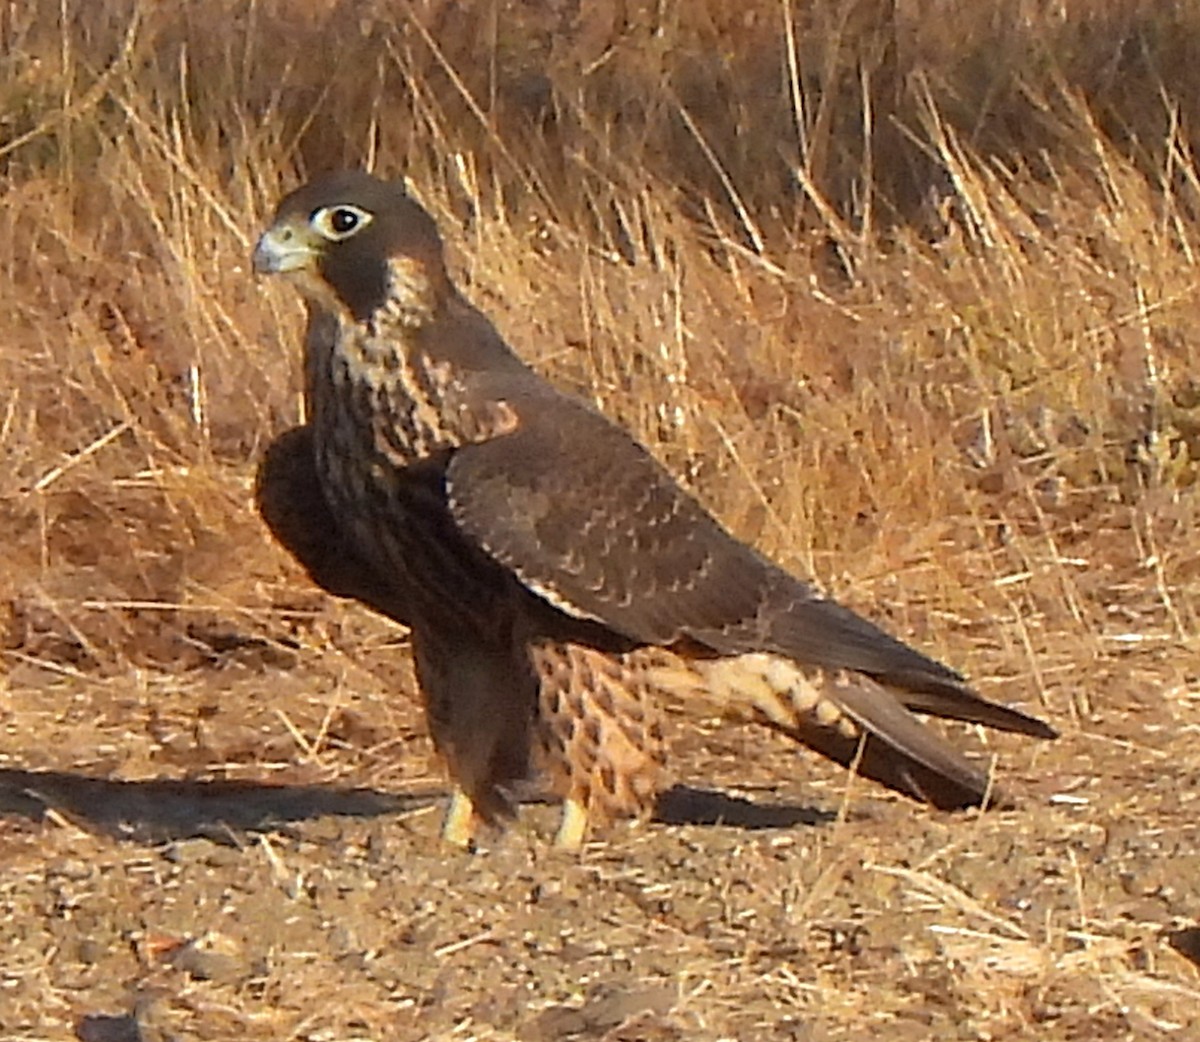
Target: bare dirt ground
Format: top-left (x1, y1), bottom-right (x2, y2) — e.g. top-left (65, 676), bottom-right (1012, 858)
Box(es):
top-left (2, 2), bottom-right (1200, 1039)
top-left (2, 590), bottom-right (1199, 1040)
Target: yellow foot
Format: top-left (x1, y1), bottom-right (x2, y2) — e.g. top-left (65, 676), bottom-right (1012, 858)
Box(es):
top-left (442, 789), bottom-right (477, 849)
top-left (554, 797), bottom-right (589, 851)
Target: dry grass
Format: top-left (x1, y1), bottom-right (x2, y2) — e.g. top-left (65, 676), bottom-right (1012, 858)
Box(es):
top-left (1, 1), bottom-right (1199, 1039)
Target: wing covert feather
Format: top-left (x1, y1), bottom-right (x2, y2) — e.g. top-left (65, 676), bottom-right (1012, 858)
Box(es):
top-left (445, 383), bottom-right (769, 641)
top-left (444, 381), bottom-right (997, 702)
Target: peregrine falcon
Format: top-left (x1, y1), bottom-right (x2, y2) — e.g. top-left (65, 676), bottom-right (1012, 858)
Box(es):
top-left (252, 171), bottom-right (1056, 849)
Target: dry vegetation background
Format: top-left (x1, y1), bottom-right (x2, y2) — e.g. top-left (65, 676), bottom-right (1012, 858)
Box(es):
top-left (1, 0), bottom-right (1199, 1039)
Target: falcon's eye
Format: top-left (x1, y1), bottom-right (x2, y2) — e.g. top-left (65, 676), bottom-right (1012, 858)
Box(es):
top-left (310, 204), bottom-right (373, 242)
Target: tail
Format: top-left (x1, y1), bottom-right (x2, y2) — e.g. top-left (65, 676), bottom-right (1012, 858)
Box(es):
top-left (648, 650), bottom-right (1051, 809)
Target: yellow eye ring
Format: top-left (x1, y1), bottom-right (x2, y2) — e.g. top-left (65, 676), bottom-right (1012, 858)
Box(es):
top-left (311, 204), bottom-right (373, 241)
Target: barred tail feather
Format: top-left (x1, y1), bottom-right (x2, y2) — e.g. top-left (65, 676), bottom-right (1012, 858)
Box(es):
top-left (649, 651), bottom-right (1014, 809)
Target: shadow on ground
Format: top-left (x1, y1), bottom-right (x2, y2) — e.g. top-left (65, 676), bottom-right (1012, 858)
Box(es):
top-left (0, 767), bottom-right (421, 844)
top-left (653, 784), bottom-right (835, 829)
top-left (0, 768), bottom-right (831, 844)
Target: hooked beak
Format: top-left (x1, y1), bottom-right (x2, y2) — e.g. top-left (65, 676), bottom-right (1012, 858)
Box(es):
top-left (252, 223), bottom-right (319, 275)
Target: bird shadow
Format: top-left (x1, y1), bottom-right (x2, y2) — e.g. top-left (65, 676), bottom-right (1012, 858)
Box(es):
top-left (0, 768), bottom-right (832, 846)
top-left (1167, 925), bottom-right (1200, 970)
top-left (652, 784), bottom-right (835, 830)
top-left (0, 767), bottom-right (424, 846)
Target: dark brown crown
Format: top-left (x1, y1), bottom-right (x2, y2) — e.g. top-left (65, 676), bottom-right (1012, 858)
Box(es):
top-left (268, 170), bottom-right (449, 322)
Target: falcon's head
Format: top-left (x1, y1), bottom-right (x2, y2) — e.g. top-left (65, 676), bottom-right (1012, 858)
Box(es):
top-left (253, 170), bottom-right (449, 324)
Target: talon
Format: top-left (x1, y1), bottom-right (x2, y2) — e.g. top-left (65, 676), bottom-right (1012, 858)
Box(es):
top-left (554, 796), bottom-right (589, 850)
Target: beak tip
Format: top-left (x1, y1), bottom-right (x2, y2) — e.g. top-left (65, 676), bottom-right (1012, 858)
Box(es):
top-left (251, 238), bottom-right (277, 275)
top-left (252, 229), bottom-right (314, 276)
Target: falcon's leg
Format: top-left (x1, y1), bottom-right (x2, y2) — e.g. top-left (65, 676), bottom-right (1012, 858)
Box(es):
top-left (442, 788), bottom-right (479, 848)
top-left (530, 642), bottom-right (668, 848)
top-left (412, 623), bottom-right (535, 845)
top-left (554, 797), bottom-right (589, 851)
